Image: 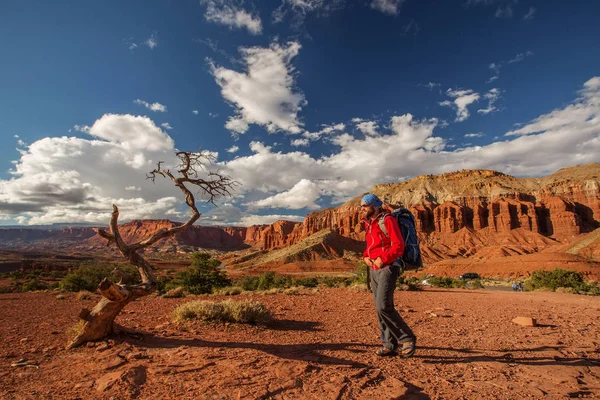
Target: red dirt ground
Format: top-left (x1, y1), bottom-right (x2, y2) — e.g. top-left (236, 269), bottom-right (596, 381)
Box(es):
top-left (1, 288), bottom-right (599, 399)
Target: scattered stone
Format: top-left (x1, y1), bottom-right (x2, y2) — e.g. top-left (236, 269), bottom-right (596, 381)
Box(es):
top-left (20, 338), bottom-right (29, 343)
top-left (95, 370), bottom-right (125, 392)
top-left (104, 357), bottom-right (126, 371)
top-left (86, 342), bottom-right (97, 348)
top-left (512, 317), bottom-right (537, 327)
top-left (95, 343), bottom-right (110, 352)
top-left (74, 380), bottom-right (95, 389)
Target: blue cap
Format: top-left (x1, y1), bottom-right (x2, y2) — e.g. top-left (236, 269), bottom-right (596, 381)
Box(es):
top-left (361, 193), bottom-right (382, 207)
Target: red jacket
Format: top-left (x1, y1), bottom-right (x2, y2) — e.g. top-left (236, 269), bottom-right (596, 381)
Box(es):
top-left (363, 213), bottom-right (405, 270)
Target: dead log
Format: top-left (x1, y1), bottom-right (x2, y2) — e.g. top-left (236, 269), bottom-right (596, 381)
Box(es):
top-left (67, 151), bottom-right (236, 349)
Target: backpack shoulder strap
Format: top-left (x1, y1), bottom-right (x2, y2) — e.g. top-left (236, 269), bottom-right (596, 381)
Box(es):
top-left (377, 213), bottom-right (390, 238)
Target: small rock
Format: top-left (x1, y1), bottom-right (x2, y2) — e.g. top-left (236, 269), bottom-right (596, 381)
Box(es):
top-left (104, 357), bottom-right (126, 371)
top-left (96, 370), bottom-right (125, 392)
top-left (512, 316), bottom-right (537, 327)
top-left (96, 343), bottom-right (110, 352)
top-left (20, 338), bottom-right (29, 343)
top-left (74, 380), bottom-right (95, 389)
top-left (86, 342), bottom-right (97, 348)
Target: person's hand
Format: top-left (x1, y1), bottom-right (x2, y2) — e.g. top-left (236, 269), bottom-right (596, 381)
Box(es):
top-left (374, 257), bottom-right (384, 269)
top-left (363, 257), bottom-right (373, 267)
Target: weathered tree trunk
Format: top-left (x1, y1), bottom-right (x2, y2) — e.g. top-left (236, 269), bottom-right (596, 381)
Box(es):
top-left (67, 151), bottom-right (235, 349)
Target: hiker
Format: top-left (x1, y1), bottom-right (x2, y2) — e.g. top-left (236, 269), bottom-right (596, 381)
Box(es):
top-left (361, 193), bottom-right (417, 357)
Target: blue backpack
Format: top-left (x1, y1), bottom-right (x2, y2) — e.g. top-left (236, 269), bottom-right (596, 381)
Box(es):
top-left (377, 208), bottom-right (423, 271)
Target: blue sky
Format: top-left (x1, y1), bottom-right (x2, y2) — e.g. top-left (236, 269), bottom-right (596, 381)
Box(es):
top-left (1, 0), bottom-right (599, 226)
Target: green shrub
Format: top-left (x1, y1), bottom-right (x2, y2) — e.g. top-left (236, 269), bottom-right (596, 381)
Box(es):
top-left (293, 277), bottom-right (318, 288)
top-left (163, 287), bottom-right (185, 298)
top-left (172, 300), bottom-right (270, 324)
top-left (0, 286), bottom-right (13, 294)
top-left (320, 276), bottom-right (348, 288)
top-left (212, 286), bottom-right (243, 296)
top-left (428, 276), bottom-right (457, 288)
top-left (529, 269), bottom-right (585, 291)
top-left (60, 263), bottom-right (140, 292)
top-left (20, 278), bottom-right (48, 292)
top-left (465, 279), bottom-right (485, 289)
top-left (354, 261), bottom-right (369, 285)
top-left (165, 252), bottom-right (231, 295)
top-left (240, 276), bottom-right (261, 291)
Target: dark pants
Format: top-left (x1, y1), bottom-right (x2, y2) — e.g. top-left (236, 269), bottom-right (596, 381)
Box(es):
top-left (370, 264), bottom-right (415, 350)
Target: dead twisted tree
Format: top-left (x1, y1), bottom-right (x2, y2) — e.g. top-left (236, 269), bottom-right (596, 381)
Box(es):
top-left (68, 151), bottom-right (236, 349)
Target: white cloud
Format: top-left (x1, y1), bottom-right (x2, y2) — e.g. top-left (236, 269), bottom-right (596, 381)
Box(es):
top-left (291, 138), bottom-right (310, 147)
top-left (272, 0), bottom-right (344, 27)
top-left (440, 88), bottom-right (480, 122)
top-left (211, 41), bottom-right (305, 135)
top-left (73, 124), bottom-right (90, 133)
top-left (478, 88), bottom-right (501, 115)
top-left (370, 0), bottom-right (404, 16)
top-left (465, 132), bottom-right (485, 138)
top-left (220, 79), bottom-right (600, 209)
top-left (145, 32), bottom-right (158, 49)
top-left (356, 121), bottom-right (379, 136)
top-left (302, 122), bottom-right (345, 141)
top-left (508, 50), bottom-right (534, 64)
top-left (495, 4), bottom-right (513, 18)
top-left (424, 82), bottom-right (440, 91)
top-left (0, 114), bottom-right (187, 225)
top-left (226, 145), bottom-right (239, 153)
top-left (202, 0), bottom-right (262, 35)
top-left (209, 112), bottom-right (219, 118)
top-left (246, 179), bottom-right (320, 210)
top-left (134, 99), bottom-right (167, 112)
top-left (192, 110), bottom-right (199, 115)
top-left (14, 135), bottom-right (19, 138)
top-left (17, 139), bottom-right (26, 147)
top-left (160, 122), bottom-right (173, 130)
top-left (506, 77), bottom-right (600, 136)
top-left (524, 6), bottom-right (536, 20)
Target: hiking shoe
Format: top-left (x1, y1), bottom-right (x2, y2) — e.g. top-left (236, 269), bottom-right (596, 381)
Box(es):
top-left (375, 347), bottom-right (397, 357)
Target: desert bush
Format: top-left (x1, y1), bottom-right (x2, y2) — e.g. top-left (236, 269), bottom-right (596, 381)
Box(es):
top-left (257, 272), bottom-right (276, 290)
top-left (353, 261), bottom-right (369, 285)
top-left (555, 287), bottom-right (578, 294)
top-left (529, 269), bottom-right (585, 291)
top-left (0, 286), bottom-right (13, 294)
top-left (283, 287), bottom-right (300, 295)
top-left (319, 276), bottom-right (349, 288)
top-left (240, 276), bottom-right (261, 291)
top-left (60, 263), bottom-right (139, 292)
top-left (76, 290), bottom-right (95, 300)
top-left (163, 287), bottom-right (185, 298)
top-left (348, 283), bottom-right (369, 292)
top-left (172, 299), bottom-right (270, 324)
top-left (428, 276), bottom-right (457, 288)
top-left (165, 252), bottom-right (231, 295)
top-left (19, 278), bottom-right (48, 292)
top-left (293, 277), bottom-right (318, 288)
top-left (213, 286), bottom-right (243, 296)
top-left (155, 274), bottom-right (175, 294)
top-left (260, 288), bottom-right (283, 295)
top-left (465, 280), bottom-right (485, 290)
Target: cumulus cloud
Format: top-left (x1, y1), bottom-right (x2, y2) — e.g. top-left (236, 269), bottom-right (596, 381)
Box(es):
top-left (370, 0), bottom-right (404, 15)
top-left (291, 138), bottom-right (309, 147)
top-left (495, 4), bottom-right (513, 18)
top-left (440, 88), bottom-right (480, 122)
top-left (356, 121), bottom-right (379, 137)
top-left (160, 122), bottom-right (173, 130)
top-left (465, 132), bottom-right (484, 138)
top-left (506, 77), bottom-right (600, 136)
top-left (226, 145), bottom-right (240, 153)
top-left (192, 110), bottom-right (199, 115)
top-left (302, 122), bottom-right (345, 141)
top-left (240, 213), bottom-right (304, 225)
top-left (134, 99), bottom-right (167, 112)
top-left (210, 41), bottom-right (305, 135)
top-left (218, 77), bottom-right (600, 210)
top-left (246, 179), bottom-right (320, 210)
top-left (202, 0), bottom-right (262, 35)
top-left (0, 114), bottom-right (186, 225)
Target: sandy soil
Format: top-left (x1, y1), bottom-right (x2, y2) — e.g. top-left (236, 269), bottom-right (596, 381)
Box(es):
top-left (0, 288), bottom-right (599, 399)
